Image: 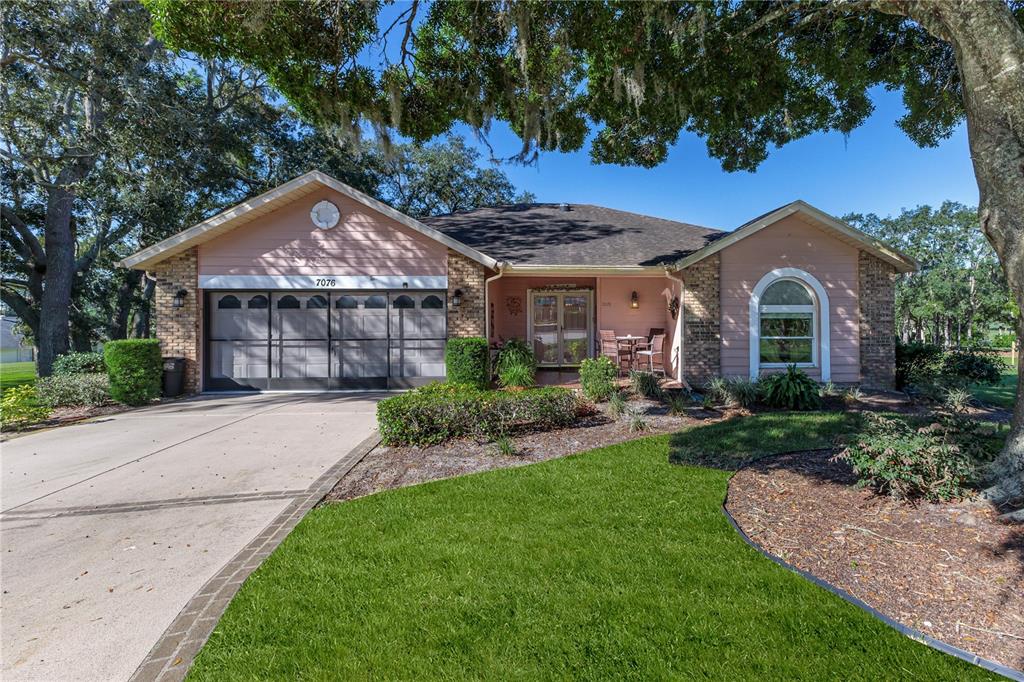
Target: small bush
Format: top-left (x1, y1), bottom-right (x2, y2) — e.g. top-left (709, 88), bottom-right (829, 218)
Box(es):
top-left (625, 405), bottom-right (649, 433)
top-left (704, 376), bottom-right (728, 404)
top-left (940, 348), bottom-right (1001, 387)
top-left (943, 387), bottom-right (974, 414)
top-left (492, 436), bottom-right (517, 457)
top-left (579, 356), bottom-right (617, 401)
top-left (1, 384), bottom-right (51, 429)
top-left (495, 338), bottom-right (536, 388)
top-left (758, 365), bottom-right (821, 410)
top-left (607, 390), bottom-right (627, 418)
top-left (842, 387), bottom-right (863, 405)
top-left (895, 340), bottom-right (944, 390)
top-left (723, 377), bottom-right (759, 408)
top-left (37, 373), bottom-right (111, 407)
top-left (663, 390), bottom-right (690, 416)
top-left (445, 337), bottom-right (489, 389)
top-left (835, 412), bottom-right (977, 502)
top-left (376, 384), bottom-right (584, 446)
top-left (629, 370), bottom-right (661, 399)
top-left (104, 339), bottom-right (163, 405)
top-left (53, 351), bottom-right (105, 375)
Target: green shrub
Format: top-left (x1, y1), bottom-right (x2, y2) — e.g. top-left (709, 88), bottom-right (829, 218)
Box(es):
top-left (376, 384), bottom-right (584, 446)
top-left (662, 390), bottom-right (690, 416)
top-left (835, 412), bottom-right (977, 502)
top-left (723, 377), bottom-right (759, 408)
top-left (758, 365), bottom-right (821, 410)
top-left (496, 338), bottom-right (536, 388)
top-left (624, 405), bottom-right (649, 433)
top-left (895, 340), bottom-right (943, 390)
top-left (104, 339), bottom-right (163, 405)
top-left (492, 436), bottom-right (517, 456)
top-left (53, 351), bottom-right (105, 375)
top-left (445, 337), bottom-right (489, 389)
top-left (607, 390), bottom-right (627, 418)
top-left (940, 348), bottom-right (1001, 387)
top-left (629, 370), bottom-right (661, 399)
top-left (704, 376), bottom-right (728, 404)
top-left (579, 356), bottom-right (617, 401)
top-left (1, 384), bottom-right (51, 429)
top-left (37, 373), bottom-right (111, 407)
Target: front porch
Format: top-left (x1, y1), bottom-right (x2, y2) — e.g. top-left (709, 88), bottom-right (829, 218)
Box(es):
top-left (486, 272), bottom-right (684, 381)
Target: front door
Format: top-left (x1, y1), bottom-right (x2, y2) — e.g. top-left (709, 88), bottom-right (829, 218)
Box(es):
top-left (529, 290), bottom-right (593, 367)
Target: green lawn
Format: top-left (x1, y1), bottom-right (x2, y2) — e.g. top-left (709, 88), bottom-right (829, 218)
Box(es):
top-left (0, 361), bottom-right (36, 393)
top-left (972, 366), bottom-right (1019, 410)
top-left (190, 412), bottom-right (992, 680)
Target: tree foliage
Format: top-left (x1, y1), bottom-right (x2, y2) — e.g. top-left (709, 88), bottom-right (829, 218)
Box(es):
top-left (1, 0), bottom-right (532, 368)
top-left (846, 203), bottom-right (1016, 347)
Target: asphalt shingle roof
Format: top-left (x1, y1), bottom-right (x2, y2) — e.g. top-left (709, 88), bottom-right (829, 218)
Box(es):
top-left (422, 204), bottom-right (725, 267)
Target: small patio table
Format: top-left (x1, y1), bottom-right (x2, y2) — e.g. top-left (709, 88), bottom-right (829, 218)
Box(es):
top-left (616, 335), bottom-right (643, 371)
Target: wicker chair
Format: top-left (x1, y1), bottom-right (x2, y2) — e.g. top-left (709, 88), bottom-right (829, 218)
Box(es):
top-left (600, 329), bottom-right (632, 375)
top-left (635, 334), bottom-right (666, 375)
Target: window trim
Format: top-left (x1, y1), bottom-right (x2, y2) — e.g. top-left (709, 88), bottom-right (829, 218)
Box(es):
top-left (749, 268), bottom-right (830, 381)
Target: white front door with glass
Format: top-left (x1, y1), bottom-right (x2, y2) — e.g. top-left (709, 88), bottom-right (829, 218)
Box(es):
top-left (528, 290), bottom-right (593, 366)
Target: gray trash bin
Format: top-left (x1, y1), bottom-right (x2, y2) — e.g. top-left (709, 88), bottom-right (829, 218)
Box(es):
top-left (162, 357), bottom-right (186, 397)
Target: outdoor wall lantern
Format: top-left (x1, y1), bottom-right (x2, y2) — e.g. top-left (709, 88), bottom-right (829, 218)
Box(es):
top-left (630, 291), bottom-right (639, 309)
top-left (452, 289), bottom-right (464, 307)
top-left (172, 289), bottom-right (188, 308)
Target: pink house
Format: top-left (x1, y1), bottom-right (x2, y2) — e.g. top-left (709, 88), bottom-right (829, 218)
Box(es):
top-left (120, 171), bottom-right (915, 393)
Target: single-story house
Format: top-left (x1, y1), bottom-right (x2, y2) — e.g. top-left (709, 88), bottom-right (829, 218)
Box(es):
top-left (119, 170), bottom-right (915, 393)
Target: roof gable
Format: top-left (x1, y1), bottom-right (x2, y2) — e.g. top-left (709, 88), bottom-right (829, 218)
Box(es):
top-left (674, 200), bottom-right (917, 273)
top-left (119, 171), bottom-right (497, 270)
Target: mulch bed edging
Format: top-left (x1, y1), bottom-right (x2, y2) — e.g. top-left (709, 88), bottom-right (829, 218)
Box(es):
top-left (721, 452), bottom-right (1023, 681)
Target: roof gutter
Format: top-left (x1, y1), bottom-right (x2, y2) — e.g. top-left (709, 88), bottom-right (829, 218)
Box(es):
top-left (501, 264), bottom-right (669, 276)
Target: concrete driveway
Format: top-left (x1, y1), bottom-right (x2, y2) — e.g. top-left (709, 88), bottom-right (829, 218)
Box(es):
top-left (1, 393), bottom-right (382, 682)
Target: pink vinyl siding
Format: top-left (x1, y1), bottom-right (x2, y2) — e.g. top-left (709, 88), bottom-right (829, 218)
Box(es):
top-left (198, 187), bottom-right (447, 277)
top-left (490, 277), bottom-right (597, 343)
top-left (719, 215), bottom-right (860, 383)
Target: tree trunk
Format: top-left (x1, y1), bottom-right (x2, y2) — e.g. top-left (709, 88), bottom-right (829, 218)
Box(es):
top-left (109, 270), bottom-right (142, 340)
top-left (906, 1), bottom-right (1024, 504)
top-left (36, 183), bottom-right (77, 375)
top-left (133, 275), bottom-right (155, 338)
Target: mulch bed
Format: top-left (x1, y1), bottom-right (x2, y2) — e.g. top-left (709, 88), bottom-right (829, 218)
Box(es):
top-left (325, 399), bottom-right (718, 503)
top-left (727, 449), bottom-right (1024, 672)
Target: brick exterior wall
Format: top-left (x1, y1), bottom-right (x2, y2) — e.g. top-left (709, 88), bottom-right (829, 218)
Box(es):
top-left (858, 251), bottom-right (896, 389)
top-left (151, 248), bottom-right (201, 393)
top-left (447, 249), bottom-right (486, 338)
top-left (681, 254), bottom-right (721, 386)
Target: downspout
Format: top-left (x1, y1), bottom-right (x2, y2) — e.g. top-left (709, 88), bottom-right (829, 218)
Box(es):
top-left (484, 263), bottom-right (506, 343)
top-left (664, 268), bottom-right (689, 389)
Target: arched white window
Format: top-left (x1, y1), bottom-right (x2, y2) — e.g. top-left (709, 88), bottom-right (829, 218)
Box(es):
top-left (749, 268), bottom-right (830, 381)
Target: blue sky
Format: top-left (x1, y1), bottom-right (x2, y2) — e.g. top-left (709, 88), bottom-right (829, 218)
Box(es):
top-left (450, 87), bottom-right (977, 231)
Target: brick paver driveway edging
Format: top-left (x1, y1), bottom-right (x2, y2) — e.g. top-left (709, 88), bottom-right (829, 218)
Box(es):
top-left (129, 432), bottom-right (381, 682)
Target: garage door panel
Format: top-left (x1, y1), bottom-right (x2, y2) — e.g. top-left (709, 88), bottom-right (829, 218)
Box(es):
top-left (333, 340), bottom-right (388, 378)
top-left (210, 341), bottom-right (269, 379)
top-left (274, 341), bottom-right (329, 379)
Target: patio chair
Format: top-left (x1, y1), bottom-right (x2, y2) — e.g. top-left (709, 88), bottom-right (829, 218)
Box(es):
top-left (600, 329), bottom-right (633, 375)
top-left (635, 333), bottom-right (666, 376)
top-left (634, 327), bottom-right (665, 351)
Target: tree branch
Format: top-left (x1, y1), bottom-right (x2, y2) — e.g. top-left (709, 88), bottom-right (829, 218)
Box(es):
top-left (1, 205), bottom-right (46, 263)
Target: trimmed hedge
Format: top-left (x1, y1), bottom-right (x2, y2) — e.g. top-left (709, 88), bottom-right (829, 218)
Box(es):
top-left (53, 351), bottom-right (105, 375)
top-left (377, 383), bottom-right (586, 446)
top-left (445, 337), bottom-right (489, 389)
top-left (104, 339), bottom-right (163, 405)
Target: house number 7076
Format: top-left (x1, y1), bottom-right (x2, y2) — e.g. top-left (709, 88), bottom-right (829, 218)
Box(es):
top-left (315, 278), bottom-right (336, 287)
